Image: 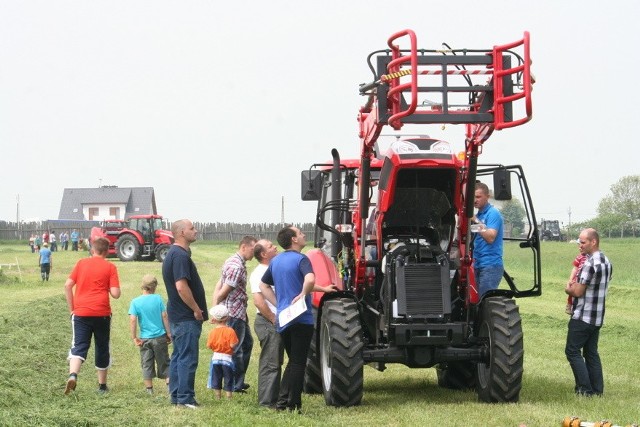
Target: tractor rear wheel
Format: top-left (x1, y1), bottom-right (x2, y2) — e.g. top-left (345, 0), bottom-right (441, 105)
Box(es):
top-left (155, 244), bottom-right (170, 262)
top-left (303, 308), bottom-right (322, 394)
top-left (116, 235), bottom-right (140, 262)
top-left (476, 297), bottom-right (523, 402)
top-left (319, 299), bottom-right (364, 407)
top-left (436, 361), bottom-right (476, 390)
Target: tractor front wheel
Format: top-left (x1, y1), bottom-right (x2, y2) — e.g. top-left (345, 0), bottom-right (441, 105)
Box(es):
top-left (476, 297), bottom-right (524, 402)
top-left (319, 299), bottom-right (364, 407)
top-left (116, 235), bottom-right (140, 262)
top-left (155, 244), bottom-right (170, 262)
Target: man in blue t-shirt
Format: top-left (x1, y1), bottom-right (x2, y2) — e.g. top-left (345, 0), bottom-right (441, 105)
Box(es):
top-left (38, 242), bottom-right (53, 281)
top-left (259, 226), bottom-right (335, 412)
top-left (472, 182), bottom-right (504, 296)
top-left (162, 219), bottom-right (208, 409)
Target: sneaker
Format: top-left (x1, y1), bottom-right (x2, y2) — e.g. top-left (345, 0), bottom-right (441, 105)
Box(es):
top-left (146, 387), bottom-right (154, 395)
top-left (64, 376), bottom-right (77, 395)
top-left (178, 401), bottom-right (200, 409)
top-left (97, 386), bottom-right (109, 394)
top-left (241, 383), bottom-right (250, 390)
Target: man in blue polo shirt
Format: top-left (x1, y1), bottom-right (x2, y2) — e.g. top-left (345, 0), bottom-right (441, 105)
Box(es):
top-left (472, 182), bottom-right (504, 296)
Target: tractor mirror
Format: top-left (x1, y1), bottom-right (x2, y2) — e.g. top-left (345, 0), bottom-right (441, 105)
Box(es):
top-left (493, 168), bottom-right (512, 200)
top-left (301, 170), bottom-right (323, 201)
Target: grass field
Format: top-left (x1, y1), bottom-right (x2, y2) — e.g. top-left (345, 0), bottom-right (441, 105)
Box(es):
top-left (0, 239), bottom-right (638, 426)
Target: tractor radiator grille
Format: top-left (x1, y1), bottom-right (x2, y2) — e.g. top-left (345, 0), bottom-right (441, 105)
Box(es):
top-left (396, 263), bottom-right (450, 317)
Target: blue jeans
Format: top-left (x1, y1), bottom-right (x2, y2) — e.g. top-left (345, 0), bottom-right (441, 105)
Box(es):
top-left (169, 320), bottom-right (202, 404)
top-left (476, 265), bottom-right (504, 296)
top-left (228, 317), bottom-right (253, 391)
top-left (565, 318), bottom-right (603, 395)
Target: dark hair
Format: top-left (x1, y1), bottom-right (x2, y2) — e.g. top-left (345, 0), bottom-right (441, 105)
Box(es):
top-left (239, 235), bottom-right (257, 248)
top-left (277, 226), bottom-right (296, 250)
top-left (253, 242), bottom-right (266, 262)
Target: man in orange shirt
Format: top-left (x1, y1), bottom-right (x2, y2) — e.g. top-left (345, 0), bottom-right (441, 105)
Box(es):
top-left (63, 237), bottom-right (121, 395)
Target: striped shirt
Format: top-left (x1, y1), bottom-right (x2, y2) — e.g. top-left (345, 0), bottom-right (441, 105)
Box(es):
top-left (221, 253), bottom-right (248, 321)
top-left (572, 250), bottom-right (612, 327)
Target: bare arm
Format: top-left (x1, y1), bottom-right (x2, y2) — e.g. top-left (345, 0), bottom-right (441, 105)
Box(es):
top-left (162, 311), bottom-right (172, 343)
top-left (211, 278), bottom-right (222, 305)
top-left (214, 283), bottom-right (234, 305)
top-left (176, 278), bottom-right (203, 321)
top-left (259, 281), bottom-right (277, 307)
top-left (130, 315), bottom-right (142, 346)
top-left (565, 281), bottom-right (587, 298)
top-left (253, 291), bottom-right (276, 324)
top-left (478, 226), bottom-right (498, 244)
top-left (64, 278), bottom-right (75, 314)
top-left (110, 287), bottom-right (121, 299)
top-left (292, 272), bottom-right (316, 304)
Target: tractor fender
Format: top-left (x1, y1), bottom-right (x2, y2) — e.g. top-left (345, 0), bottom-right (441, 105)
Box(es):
top-left (307, 248), bottom-right (343, 308)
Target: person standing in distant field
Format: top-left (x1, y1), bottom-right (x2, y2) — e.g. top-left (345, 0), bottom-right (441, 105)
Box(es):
top-left (214, 235), bottom-right (257, 394)
top-left (60, 231), bottom-right (69, 251)
top-left (71, 229), bottom-right (79, 251)
top-left (39, 242), bottom-right (53, 281)
top-left (63, 237), bottom-right (121, 395)
top-left (129, 274), bottom-right (172, 394)
top-left (34, 234), bottom-right (42, 252)
top-left (259, 226), bottom-right (336, 412)
top-left (50, 231), bottom-right (58, 252)
top-left (162, 219), bottom-right (208, 409)
top-left (250, 239), bottom-right (281, 408)
top-left (472, 182), bottom-right (504, 296)
top-left (29, 234), bottom-right (35, 253)
top-left (43, 230), bottom-right (49, 245)
top-left (565, 228), bottom-right (612, 396)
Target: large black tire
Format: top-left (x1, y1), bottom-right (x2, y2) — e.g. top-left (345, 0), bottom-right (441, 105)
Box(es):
top-left (436, 361), bottom-right (476, 390)
top-left (116, 234), bottom-right (140, 262)
top-left (475, 297), bottom-right (523, 403)
top-left (303, 308), bottom-right (322, 394)
top-left (319, 299), bottom-right (364, 407)
top-left (155, 244), bottom-right (170, 262)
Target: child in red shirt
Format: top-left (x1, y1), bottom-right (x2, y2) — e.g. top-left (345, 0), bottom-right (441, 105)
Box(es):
top-left (207, 305), bottom-right (239, 399)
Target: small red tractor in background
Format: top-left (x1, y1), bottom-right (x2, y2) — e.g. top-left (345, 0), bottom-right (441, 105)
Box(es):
top-left (301, 29), bottom-right (540, 406)
top-left (90, 214), bottom-right (173, 262)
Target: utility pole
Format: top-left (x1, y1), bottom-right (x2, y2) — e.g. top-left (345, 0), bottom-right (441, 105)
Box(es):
top-left (567, 206), bottom-right (572, 239)
top-left (281, 196), bottom-right (285, 225)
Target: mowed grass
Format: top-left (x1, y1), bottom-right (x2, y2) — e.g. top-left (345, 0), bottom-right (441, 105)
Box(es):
top-left (0, 239), bottom-right (638, 427)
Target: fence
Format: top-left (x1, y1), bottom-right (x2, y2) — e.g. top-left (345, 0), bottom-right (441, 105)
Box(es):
top-left (0, 220), bottom-right (98, 241)
top-left (0, 220), bottom-right (315, 242)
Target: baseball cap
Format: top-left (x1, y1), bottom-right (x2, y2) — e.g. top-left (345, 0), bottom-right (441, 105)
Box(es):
top-left (209, 304), bottom-right (229, 321)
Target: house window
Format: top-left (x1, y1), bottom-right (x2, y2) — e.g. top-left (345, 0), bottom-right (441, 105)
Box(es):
top-left (110, 207), bottom-right (120, 219)
top-left (88, 207), bottom-right (99, 220)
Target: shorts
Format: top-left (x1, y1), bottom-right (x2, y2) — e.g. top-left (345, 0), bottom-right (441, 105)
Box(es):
top-left (140, 336), bottom-right (170, 380)
top-left (68, 315), bottom-right (112, 369)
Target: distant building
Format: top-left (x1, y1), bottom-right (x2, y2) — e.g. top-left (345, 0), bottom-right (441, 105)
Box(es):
top-left (58, 186), bottom-right (157, 221)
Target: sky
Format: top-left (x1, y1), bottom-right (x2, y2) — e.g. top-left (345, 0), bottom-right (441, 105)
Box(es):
top-left (1, 0), bottom-right (638, 226)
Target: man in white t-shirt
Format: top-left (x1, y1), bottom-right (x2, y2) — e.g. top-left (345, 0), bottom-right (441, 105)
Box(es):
top-left (249, 239), bottom-right (281, 408)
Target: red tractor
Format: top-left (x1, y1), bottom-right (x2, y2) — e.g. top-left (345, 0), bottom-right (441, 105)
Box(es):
top-left (90, 214), bottom-right (173, 262)
top-left (301, 30), bottom-right (540, 406)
